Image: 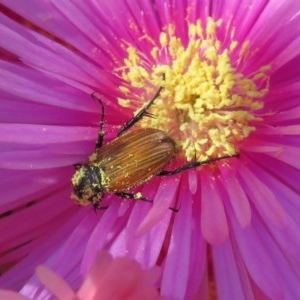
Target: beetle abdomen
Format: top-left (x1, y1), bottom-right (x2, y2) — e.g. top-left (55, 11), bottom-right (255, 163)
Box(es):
top-left (93, 128), bottom-right (177, 192)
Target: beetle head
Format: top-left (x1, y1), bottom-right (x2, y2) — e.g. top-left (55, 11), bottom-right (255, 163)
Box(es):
top-left (71, 163), bottom-right (106, 210)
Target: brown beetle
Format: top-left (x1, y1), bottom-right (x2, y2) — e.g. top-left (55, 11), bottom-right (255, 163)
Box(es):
top-left (71, 127), bottom-right (177, 209)
top-left (71, 87), bottom-right (237, 210)
top-left (71, 87), bottom-right (177, 210)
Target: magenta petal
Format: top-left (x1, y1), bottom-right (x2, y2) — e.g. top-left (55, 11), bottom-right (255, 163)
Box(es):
top-left (0, 61), bottom-right (96, 112)
top-left (232, 212), bottom-right (300, 299)
top-left (200, 169), bottom-right (229, 244)
top-left (161, 174), bottom-right (206, 299)
top-left (188, 169), bottom-right (198, 195)
top-left (269, 106), bottom-right (300, 124)
top-left (241, 156), bottom-right (300, 262)
top-left (258, 125), bottom-right (300, 135)
top-left (212, 240), bottom-right (253, 300)
top-left (36, 266), bottom-right (76, 300)
top-left (0, 187), bottom-right (75, 262)
top-left (116, 205), bottom-right (172, 269)
top-left (0, 208), bottom-right (91, 292)
top-left (135, 176), bottom-right (180, 236)
top-left (0, 124), bottom-right (97, 169)
top-left (160, 175), bottom-right (192, 298)
top-left (0, 0), bottom-right (96, 57)
top-left (237, 159), bottom-right (287, 228)
top-left (0, 290), bottom-right (28, 300)
top-left (81, 200), bottom-right (122, 274)
top-left (219, 165), bottom-right (251, 228)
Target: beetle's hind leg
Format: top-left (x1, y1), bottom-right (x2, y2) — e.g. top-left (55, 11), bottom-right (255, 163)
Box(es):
top-left (115, 192), bottom-right (179, 212)
top-left (158, 154), bottom-right (239, 176)
top-left (115, 191), bottom-right (153, 203)
top-left (91, 92), bottom-right (106, 149)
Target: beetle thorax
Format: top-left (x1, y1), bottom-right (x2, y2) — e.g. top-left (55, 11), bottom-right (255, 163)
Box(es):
top-left (71, 163), bottom-right (109, 208)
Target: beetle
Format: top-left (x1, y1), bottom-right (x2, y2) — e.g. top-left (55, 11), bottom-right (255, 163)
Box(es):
top-left (71, 87), bottom-right (237, 210)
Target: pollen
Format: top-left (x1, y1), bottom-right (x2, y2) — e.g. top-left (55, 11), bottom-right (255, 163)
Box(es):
top-left (117, 18), bottom-right (270, 162)
top-left (71, 167), bottom-right (85, 186)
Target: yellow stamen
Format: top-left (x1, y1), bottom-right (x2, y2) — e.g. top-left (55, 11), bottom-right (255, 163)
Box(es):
top-left (117, 18), bottom-right (270, 162)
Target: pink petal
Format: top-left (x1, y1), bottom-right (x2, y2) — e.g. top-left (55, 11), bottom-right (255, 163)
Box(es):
top-left (200, 168), bottom-right (229, 244)
top-left (36, 266), bottom-right (76, 300)
top-left (0, 290), bottom-right (28, 300)
top-left (212, 240), bottom-right (254, 300)
top-left (219, 165), bottom-right (251, 228)
top-left (81, 200), bottom-right (123, 274)
top-left (188, 169), bottom-right (198, 195)
top-left (237, 159), bottom-right (287, 228)
top-left (232, 212), bottom-right (300, 299)
top-left (135, 176), bottom-right (180, 236)
top-left (160, 175), bottom-right (193, 299)
top-left (0, 124), bottom-right (97, 169)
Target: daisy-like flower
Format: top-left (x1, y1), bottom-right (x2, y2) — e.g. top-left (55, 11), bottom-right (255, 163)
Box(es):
top-left (0, 251), bottom-right (164, 300)
top-left (1, 1), bottom-right (300, 299)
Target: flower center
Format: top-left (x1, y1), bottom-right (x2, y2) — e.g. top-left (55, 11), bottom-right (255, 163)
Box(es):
top-left (117, 18), bottom-right (270, 162)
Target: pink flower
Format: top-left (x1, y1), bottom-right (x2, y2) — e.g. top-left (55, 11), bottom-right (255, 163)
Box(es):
top-left (1, 1), bottom-right (300, 299)
top-left (0, 251), bottom-right (164, 300)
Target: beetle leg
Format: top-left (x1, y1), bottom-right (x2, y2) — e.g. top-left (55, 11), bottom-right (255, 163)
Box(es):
top-left (115, 192), bottom-right (179, 212)
top-left (91, 92), bottom-right (106, 149)
top-left (115, 192), bottom-right (153, 203)
top-left (117, 86), bottom-right (163, 136)
top-left (158, 154), bottom-right (239, 176)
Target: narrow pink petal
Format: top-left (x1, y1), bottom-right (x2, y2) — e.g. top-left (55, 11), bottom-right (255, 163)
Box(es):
top-left (200, 168), bottom-right (229, 244)
top-left (81, 251), bottom-right (163, 300)
top-left (79, 252), bottom-right (113, 298)
top-left (36, 266), bottom-right (76, 300)
top-left (237, 160), bottom-right (287, 228)
top-left (212, 240), bottom-right (254, 300)
top-left (160, 175), bottom-right (193, 299)
top-left (219, 165), bottom-right (251, 228)
top-left (268, 106), bottom-right (300, 124)
top-left (0, 0), bottom-right (96, 58)
top-left (51, 1), bottom-right (127, 66)
top-left (124, 0), bottom-right (162, 41)
top-left (242, 136), bottom-right (300, 170)
top-left (0, 167), bottom-right (69, 207)
top-left (267, 144), bottom-right (300, 169)
top-left (213, 0), bottom-right (269, 43)
top-left (246, 0), bottom-right (300, 69)
top-left (0, 61), bottom-right (95, 112)
top-left (232, 212), bottom-right (300, 299)
top-left (81, 200), bottom-right (122, 274)
top-left (0, 124), bottom-right (97, 169)
top-left (0, 209), bottom-right (89, 291)
top-left (113, 206), bottom-right (171, 269)
top-left (257, 125), bottom-right (300, 135)
top-left (135, 176), bottom-right (180, 236)
top-left (0, 187), bottom-right (74, 257)
top-left (242, 156), bottom-right (300, 261)
top-left (264, 82), bottom-right (300, 114)
top-left (0, 290), bottom-right (28, 300)
top-left (188, 169), bottom-right (198, 195)
top-left (248, 154), bottom-right (300, 225)
top-left (189, 267), bottom-right (209, 300)
top-left (0, 13), bottom-right (112, 92)
top-left (0, 124), bottom-right (96, 145)
top-left (240, 138), bottom-right (283, 154)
